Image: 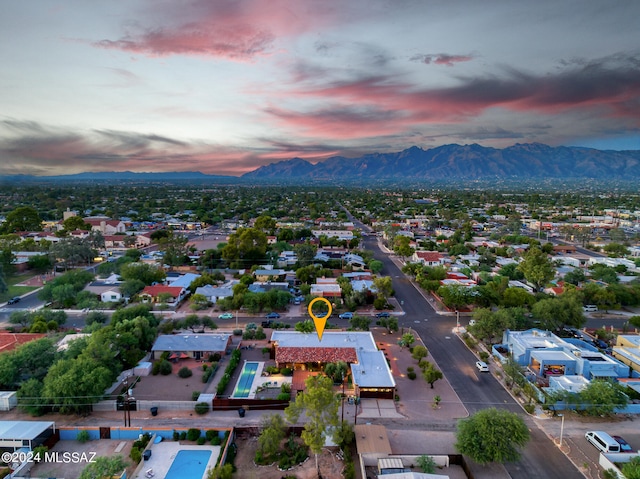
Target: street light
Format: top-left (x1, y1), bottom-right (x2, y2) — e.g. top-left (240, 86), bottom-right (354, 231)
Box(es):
top-left (559, 414), bottom-right (565, 448)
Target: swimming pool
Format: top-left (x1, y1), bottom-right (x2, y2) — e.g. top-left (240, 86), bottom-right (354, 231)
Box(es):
top-left (233, 361), bottom-right (259, 398)
top-left (165, 449), bottom-right (212, 479)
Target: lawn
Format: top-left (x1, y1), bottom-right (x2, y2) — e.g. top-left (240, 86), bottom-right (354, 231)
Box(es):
top-left (0, 273), bottom-right (38, 303)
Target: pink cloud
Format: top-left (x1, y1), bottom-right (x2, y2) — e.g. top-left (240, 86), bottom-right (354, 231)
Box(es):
top-left (94, 0), bottom-right (339, 60)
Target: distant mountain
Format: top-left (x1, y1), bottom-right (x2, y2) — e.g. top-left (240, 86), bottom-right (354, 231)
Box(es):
top-left (242, 143), bottom-right (640, 180)
top-left (0, 171), bottom-right (234, 183)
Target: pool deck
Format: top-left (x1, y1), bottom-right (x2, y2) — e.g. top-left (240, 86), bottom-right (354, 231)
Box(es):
top-left (231, 361), bottom-right (264, 398)
top-left (230, 361), bottom-right (294, 399)
top-left (132, 442), bottom-right (220, 479)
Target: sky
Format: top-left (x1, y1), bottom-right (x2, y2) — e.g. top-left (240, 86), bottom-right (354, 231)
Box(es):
top-left (1, 0), bottom-right (640, 176)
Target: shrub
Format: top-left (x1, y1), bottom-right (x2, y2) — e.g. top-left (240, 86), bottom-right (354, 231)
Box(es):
top-left (206, 429), bottom-right (218, 441)
top-left (265, 366), bottom-right (280, 374)
top-left (211, 436), bottom-right (222, 446)
top-left (192, 391), bottom-right (201, 401)
top-left (277, 392), bottom-right (291, 401)
top-left (202, 368), bottom-right (214, 383)
top-left (178, 367), bottom-right (193, 378)
top-left (281, 382), bottom-right (291, 393)
top-left (187, 428), bottom-right (201, 441)
top-left (407, 366), bottom-right (414, 373)
top-left (77, 430), bottom-right (90, 443)
top-left (159, 360), bottom-right (173, 375)
top-left (197, 437), bottom-right (206, 445)
top-left (479, 351), bottom-right (489, 362)
top-left (524, 403), bottom-right (536, 414)
top-left (233, 329), bottom-right (243, 336)
top-left (130, 447), bottom-right (142, 463)
top-left (195, 402), bottom-right (209, 415)
top-left (180, 432), bottom-right (187, 440)
top-left (211, 352), bottom-right (222, 361)
top-left (152, 361), bottom-right (161, 375)
top-left (173, 431), bottom-right (180, 441)
top-left (280, 367), bottom-right (293, 376)
top-left (407, 371), bottom-right (417, 380)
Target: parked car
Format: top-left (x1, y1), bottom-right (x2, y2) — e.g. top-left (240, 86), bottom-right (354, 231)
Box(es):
top-left (7, 297), bottom-right (20, 305)
top-left (475, 361), bottom-right (489, 372)
top-left (612, 435), bottom-right (634, 452)
top-left (375, 312), bottom-right (390, 318)
top-left (265, 312), bottom-right (280, 319)
top-left (261, 319), bottom-right (274, 328)
top-left (583, 305), bottom-right (598, 312)
top-left (218, 312), bottom-right (234, 320)
top-left (339, 312), bottom-right (354, 320)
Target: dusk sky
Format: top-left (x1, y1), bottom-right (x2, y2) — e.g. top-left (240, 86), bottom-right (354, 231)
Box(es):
top-left (2, 1), bottom-right (640, 176)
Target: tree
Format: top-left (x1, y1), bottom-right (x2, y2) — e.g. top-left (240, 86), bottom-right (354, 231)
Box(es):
top-left (78, 456), bottom-right (128, 479)
top-left (517, 247), bottom-right (554, 291)
top-left (222, 227), bottom-right (268, 266)
top-left (455, 408), bottom-right (530, 465)
top-left (119, 262), bottom-right (165, 285)
top-left (416, 455), bottom-right (437, 473)
top-left (621, 457), bottom-right (640, 479)
top-left (411, 345), bottom-right (428, 361)
top-left (422, 364), bottom-right (443, 389)
top-left (437, 284), bottom-right (475, 310)
top-left (324, 361), bottom-right (349, 384)
top-left (348, 315), bottom-right (370, 331)
top-left (393, 235), bottom-right (414, 260)
top-left (257, 413), bottom-right (287, 460)
top-left (62, 216), bottom-right (92, 232)
top-left (369, 259), bottom-right (383, 274)
top-left (532, 296), bottom-right (584, 330)
top-left (27, 254), bottom-right (53, 273)
top-left (294, 320), bottom-right (315, 333)
top-left (285, 375), bottom-right (340, 474)
top-left (578, 380), bottom-right (628, 416)
top-left (399, 333), bottom-right (415, 349)
top-left (1, 206), bottom-right (42, 233)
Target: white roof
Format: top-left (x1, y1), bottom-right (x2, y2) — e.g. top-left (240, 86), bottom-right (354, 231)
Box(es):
top-left (351, 350), bottom-right (396, 388)
top-left (271, 331), bottom-right (377, 350)
top-left (0, 421), bottom-right (55, 440)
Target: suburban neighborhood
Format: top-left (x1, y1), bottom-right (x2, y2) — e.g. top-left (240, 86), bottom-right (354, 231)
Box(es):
top-left (0, 184), bottom-right (640, 479)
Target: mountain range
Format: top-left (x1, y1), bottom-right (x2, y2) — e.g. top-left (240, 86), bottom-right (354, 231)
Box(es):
top-left (241, 143), bottom-right (640, 179)
top-left (2, 143), bottom-right (640, 182)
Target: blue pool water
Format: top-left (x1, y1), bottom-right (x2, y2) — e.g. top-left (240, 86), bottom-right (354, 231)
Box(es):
top-left (233, 361), bottom-right (259, 398)
top-left (165, 450), bottom-right (212, 479)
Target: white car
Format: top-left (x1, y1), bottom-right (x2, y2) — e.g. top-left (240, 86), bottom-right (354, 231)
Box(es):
top-left (583, 305), bottom-right (598, 312)
top-left (475, 361), bottom-right (489, 372)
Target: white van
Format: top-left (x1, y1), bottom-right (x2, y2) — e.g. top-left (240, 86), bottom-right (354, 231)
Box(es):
top-left (583, 305), bottom-right (598, 312)
top-left (585, 431), bottom-right (621, 453)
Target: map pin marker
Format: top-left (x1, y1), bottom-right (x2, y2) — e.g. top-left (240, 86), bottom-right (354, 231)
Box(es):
top-left (308, 297), bottom-right (332, 341)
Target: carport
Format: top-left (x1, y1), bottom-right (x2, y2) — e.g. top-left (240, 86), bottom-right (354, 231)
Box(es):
top-left (0, 421), bottom-right (56, 451)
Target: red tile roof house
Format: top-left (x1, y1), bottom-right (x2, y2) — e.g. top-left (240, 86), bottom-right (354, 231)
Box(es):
top-left (0, 333), bottom-right (47, 353)
top-left (411, 251), bottom-right (444, 266)
top-left (270, 331), bottom-right (396, 399)
top-left (139, 285), bottom-right (187, 306)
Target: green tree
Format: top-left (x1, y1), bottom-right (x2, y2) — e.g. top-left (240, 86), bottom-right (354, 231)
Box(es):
top-left (294, 320), bottom-right (315, 333)
top-left (399, 333), bottom-right (415, 349)
top-left (1, 206), bottom-right (43, 233)
top-left (119, 262), bottom-right (166, 285)
top-left (256, 413), bottom-right (287, 460)
top-left (348, 315), bottom-right (371, 331)
top-left (517, 247), bottom-right (554, 291)
top-left (62, 216), bottom-right (92, 232)
top-left (621, 457), bottom-right (640, 479)
top-left (455, 408), bottom-right (530, 465)
top-left (393, 235), bottom-right (414, 260)
top-left (222, 227), bottom-right (268, 266)
top-left (411, 345), bottom-right (428, 361)
top-left (578, 380), bottom-right (628, 416)
top-left (324, 361), bottom-right (349, 384)
top-left (78, 455), bottom-right (128, 479)
top-left (285, 375), bottom-right (340, 474)
top-left (532, 296), bottom-right (584, 330)
top-left (27, 254), bottom-right (53, 273)
top-left (422, 364), bottom-right (443, 389)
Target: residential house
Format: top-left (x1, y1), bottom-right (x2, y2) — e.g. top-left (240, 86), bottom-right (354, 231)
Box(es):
top-left (310, 278), bottom-right (342, 298)
top-left (411, 251), bottom-right (444, 267)
top-left (612, 336), bottom-right (640, 377)
top-left (502, 329), bottom-right (629, 381)
top-left (151, 333), bottom-right (232, 360)
top-left (0, 333), bottom-right (47, 353)
top-left (270, 331), bottom-right (396, 399)
top-left (139, 285), bottom-right (186, 305)
top-left (194, 281), bottom-right (236, 304)
top-left (82, 217), bottom-right (127, 235)
top-left (253, 269), bottom-right (286, 282)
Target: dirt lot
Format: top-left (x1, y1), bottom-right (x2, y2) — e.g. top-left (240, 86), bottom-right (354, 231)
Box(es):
top-left (233, 435), bottom-right (346, 479)
top-left (132, 358), bottom-right (209, 401)
top-left (26, 439), bottom-right (136, 479)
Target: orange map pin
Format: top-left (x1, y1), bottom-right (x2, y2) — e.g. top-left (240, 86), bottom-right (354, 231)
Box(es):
top-left (307, 297), bottom-right (332, 341)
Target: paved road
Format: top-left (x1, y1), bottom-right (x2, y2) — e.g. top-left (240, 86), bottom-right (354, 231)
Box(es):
top-left (357, 232), bottom-right (582, 478)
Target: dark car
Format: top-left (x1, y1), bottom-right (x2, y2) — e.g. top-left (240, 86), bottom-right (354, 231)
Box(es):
top-left (7, 297), bottom-right (21, 305)
top-left (265, 312), bottom-right (280, 319)
top-left (375, 312), bottom-right (390, 318)
top-left (261, 320), bottom-right (274, 328)
top-left (613, 435), bottom-right (634, 452)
